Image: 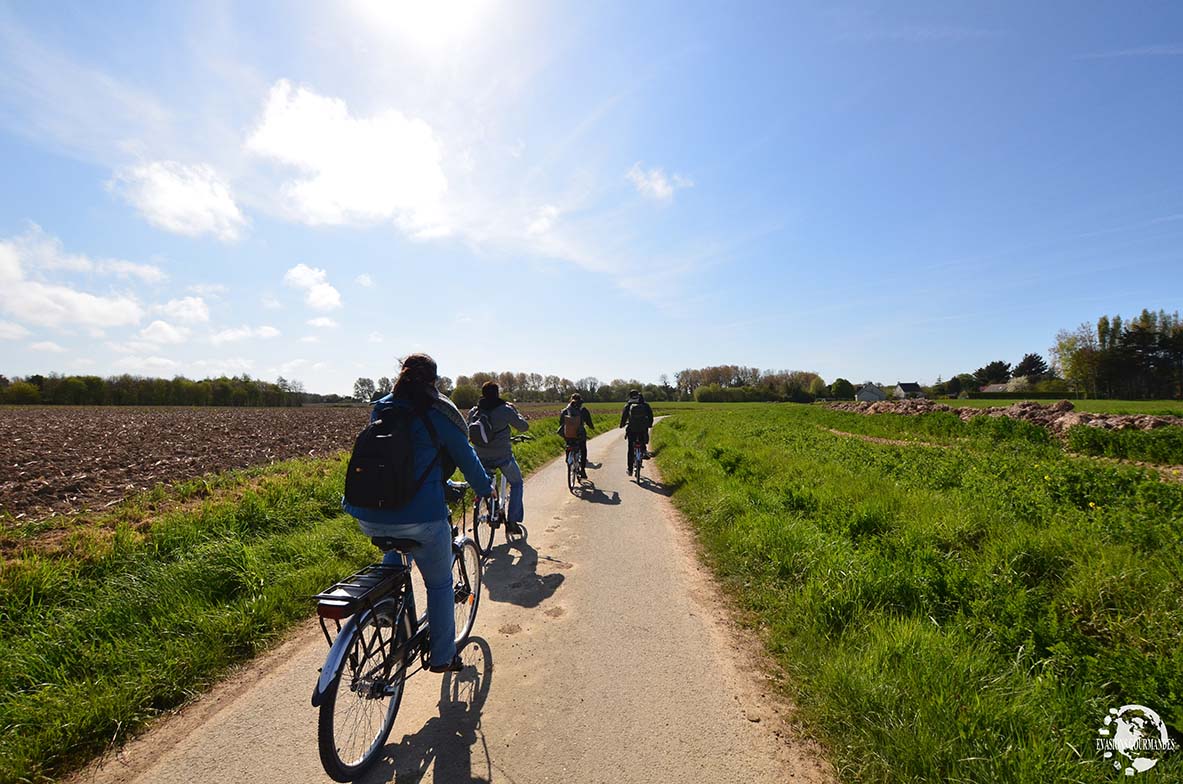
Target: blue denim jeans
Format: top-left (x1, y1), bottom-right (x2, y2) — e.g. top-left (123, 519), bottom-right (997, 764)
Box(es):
top-left (482, 454), bottom-right (524, 524)
top-left (357, 518), bottom-right (456, 667)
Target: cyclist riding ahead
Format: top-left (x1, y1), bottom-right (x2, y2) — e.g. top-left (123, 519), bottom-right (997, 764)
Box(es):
top-left (557, 393), bottom-right (594, 479)
top-left (341, 353), bottom-right (493, 673)
top-left (620, 389), bottom-right (654, 475)
top-left (468, 381), bottom-right (530, 534)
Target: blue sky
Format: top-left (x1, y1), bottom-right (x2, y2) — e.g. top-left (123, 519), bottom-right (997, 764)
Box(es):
top-left (1, 1), bottom-right (1181, 395)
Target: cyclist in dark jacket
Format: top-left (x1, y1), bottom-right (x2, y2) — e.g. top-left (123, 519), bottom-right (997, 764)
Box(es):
top-left (557, 393), bottom-right (594, 478)
top-left (470, 382), bottom-right (530, 530)
top-left (343, 353), bottom-right (492, 673)
top-left (620, 390), bottom-right (654, 474)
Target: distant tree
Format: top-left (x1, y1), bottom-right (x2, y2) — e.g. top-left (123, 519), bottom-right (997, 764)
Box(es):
top-left (974, 361), bottom-right (1012, 386)
top-left (830, 378), bottom-right (855, 400)
top-left (376, 376), bottom-right (393, 396)
top-left (1013, 353), bottom-right (1049, 380)
top-left (0, 375), bottom-right (9, 389)
top-left (436, 376), bottom-right (454, 395)
top-left (353, 377), bottom-right (376, 402)
top-left (4, 381), bottom-right (40, 404)
top-left (808, 376), bottom-right (828, 398)
top-left (945, 376), bottom-right (962, 397)
top-left (451, 384), bottom-right (479, 409)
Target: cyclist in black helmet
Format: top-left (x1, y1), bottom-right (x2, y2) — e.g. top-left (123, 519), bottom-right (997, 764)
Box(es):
top-left (620, 390), bottom-right (654, 475)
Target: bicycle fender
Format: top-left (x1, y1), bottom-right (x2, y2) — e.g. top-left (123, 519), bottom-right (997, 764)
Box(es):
top-left (311, 612), bottom-right (362, 707)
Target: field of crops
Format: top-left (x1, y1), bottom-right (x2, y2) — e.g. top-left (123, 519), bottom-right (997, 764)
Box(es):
top-left (950, 398), bottom-right (1183, 416)
top-left (653, 404), bottom-right (1182, 782)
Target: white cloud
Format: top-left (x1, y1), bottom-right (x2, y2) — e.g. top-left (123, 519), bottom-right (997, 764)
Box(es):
top-left (0, 231), bottom-right (143, 329)
top-left (245, 80), bottom-right (449, 235)
top-left (98, 259), bottom-right (167, 283)
top-left (626, 163), bottom-right (693, 204)
top-left (354, 273), bottom-right (373, 288)
top-left (300, 335), bottom-right (321, 343)
top-left (307, 316), bottom-right (338, 328)
top-left (191, 357), bottom-right (255, 376)
top-left (261, 295), bottom-right (282, 310)
top-left (210, 325), bottom-right (281, 344)
top-left (139, 320), bottom-right (190, 344)
top-left (368, 331), bottom-right (383, 343)
top-left (526, 205), bottom-right (560, 236)
top-left (106, 340), bottom-right (160, 354)
top-left (30, 340), bottom-right (66, 353)
top-left (112, 161), bottom-right (247, 242)
top-left (283, 263), bottom-right (341, 310)
top-left (0, 321), bottom-right (30, 340)
top-left (114, 355), bottom-right (181, 374)
top-left (156, 296), bottom-right (210, 324)
top-left (188, 283), bottom-right (228, 297)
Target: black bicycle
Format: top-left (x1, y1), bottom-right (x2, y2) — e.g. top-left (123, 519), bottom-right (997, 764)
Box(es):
top-left (632, 436), bottom-right (645, 482)
top-left (311, 481), bottom-right (482, 782)
top-left (565, 440), bottom-right (584, 494)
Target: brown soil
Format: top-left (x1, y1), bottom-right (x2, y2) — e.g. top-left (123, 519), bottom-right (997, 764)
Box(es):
top-left (0, 406), bottom-right (370, 524)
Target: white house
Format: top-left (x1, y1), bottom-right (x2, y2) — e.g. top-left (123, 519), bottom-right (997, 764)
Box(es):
top-left (892, 382), bottom-right (924, 399)
top-left (856, 383), bottom-right (887, 402)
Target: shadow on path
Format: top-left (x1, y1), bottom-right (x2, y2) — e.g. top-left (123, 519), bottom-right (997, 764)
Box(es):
top-left (361, 636), bottom-right (494, 784)
top-left (576, 482), bottom-right (620, 505)
top-left (481, 538), bottom-right (565, 609)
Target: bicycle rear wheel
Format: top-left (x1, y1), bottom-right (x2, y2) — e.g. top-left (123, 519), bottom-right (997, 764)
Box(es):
top-left (567, 452), bottom-right (578, 494)
top-left (634, 447), bottom-right (643, 481)
top-left (317, 604), bottom-right (406, 782)
top-left (452, 538), bottom-right (482, 645)
top-left (472, 497), bottom-right (495, 555)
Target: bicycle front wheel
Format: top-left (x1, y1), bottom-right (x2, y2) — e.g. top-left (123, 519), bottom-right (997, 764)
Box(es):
top-left (317, 604), bottom-right (406, 782)
top-left (452, 538), bottom-right (482, 646)
top-left (473, 497), bottom-right (495, 555)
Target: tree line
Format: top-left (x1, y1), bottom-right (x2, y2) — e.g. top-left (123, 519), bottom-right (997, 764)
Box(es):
top-left (0, 373), bottom-right (346, 407)
top-left (354, 371), bottom-right (677, 407)
top-left (1052, 309), bottom-right (1183, 399)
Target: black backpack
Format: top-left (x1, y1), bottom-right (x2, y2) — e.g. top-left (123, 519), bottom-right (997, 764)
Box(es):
top-left (467, 404), bottom-right (508, 447)
top-left (344, 406), bottom-right (441, 509)
top-left (627, 401), bottom-right (649, 430)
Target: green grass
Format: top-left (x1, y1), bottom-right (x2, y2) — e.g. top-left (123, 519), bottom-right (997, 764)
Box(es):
top-left (0, 416), bottom-right (566, 784)
top-left (653, 404), bottom-right (1183, 783)
top-left (1067, 424), bottom-right (1183, 466)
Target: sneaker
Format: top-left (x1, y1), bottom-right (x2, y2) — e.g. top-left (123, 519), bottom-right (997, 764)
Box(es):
top-left (507, 521), bottom-right (524, 536)
top-left (428, 655), bottom-right (464, 673)
top-left (579, 471), bottom-right (588, 479)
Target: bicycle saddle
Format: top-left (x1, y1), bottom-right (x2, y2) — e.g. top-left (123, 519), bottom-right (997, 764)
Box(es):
top-left (371, 536), bottom-right (419, 553)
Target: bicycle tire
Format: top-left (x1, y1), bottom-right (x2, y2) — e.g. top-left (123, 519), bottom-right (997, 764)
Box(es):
top-left (472, 496), bottom-right (495, 555)
top-left (634, 447), bottom-right (643, 482)
top-left (452, 538), bottom-right (482, 646)
top-left (317, 603), bottom-right (406, 782)
top-left (567, 452), bottom-right (577, 494)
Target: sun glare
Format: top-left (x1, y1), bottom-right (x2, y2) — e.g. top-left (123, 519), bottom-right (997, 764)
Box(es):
top-left (353, 0), bottom-right (492, 51)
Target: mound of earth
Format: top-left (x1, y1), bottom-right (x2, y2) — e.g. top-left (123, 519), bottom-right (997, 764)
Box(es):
top-left (827, 399), bottom-right (1183, 434)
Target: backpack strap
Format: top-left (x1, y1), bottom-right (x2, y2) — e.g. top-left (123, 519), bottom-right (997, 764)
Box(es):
top-left (412, 411), bottom-right (444, 492)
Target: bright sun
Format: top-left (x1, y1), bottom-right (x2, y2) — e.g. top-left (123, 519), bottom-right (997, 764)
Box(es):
top-left (352, 0), bottom-right (493, 51)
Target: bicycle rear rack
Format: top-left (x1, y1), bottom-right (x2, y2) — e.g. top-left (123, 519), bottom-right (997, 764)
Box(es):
top-left (313, 563), bottom-right (408, 621)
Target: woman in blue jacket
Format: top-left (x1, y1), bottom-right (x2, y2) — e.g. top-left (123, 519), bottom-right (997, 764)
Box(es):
top-left (342, 353), bottom-right (493, 672)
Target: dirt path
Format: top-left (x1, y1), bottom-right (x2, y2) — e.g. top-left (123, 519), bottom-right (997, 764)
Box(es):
top-left (71, 425), bottom-right (832, 784)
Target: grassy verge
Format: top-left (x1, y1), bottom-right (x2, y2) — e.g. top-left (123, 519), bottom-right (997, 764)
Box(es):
top-left (653, 405), bottom-right (1182, 783)
top-left (1067, 424), bottom-right (1183, 466)
top-left (0, 416), bottom-right (564, 784)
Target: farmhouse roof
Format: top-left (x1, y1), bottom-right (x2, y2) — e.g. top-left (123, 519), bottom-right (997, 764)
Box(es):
top-left (980, 383), bottom-right (1008, 393)
top-left (895, 382), bottom-right (922, 393)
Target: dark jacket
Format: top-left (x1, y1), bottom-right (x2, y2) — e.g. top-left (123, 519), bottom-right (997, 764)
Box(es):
top-left (557, 403), bottom-right (594, 439)
top-left (620, 398), bottom-right (654, 432)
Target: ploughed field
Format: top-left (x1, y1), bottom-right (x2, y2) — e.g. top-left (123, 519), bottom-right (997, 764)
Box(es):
top-left (0, 406), bottom-right (372, 523)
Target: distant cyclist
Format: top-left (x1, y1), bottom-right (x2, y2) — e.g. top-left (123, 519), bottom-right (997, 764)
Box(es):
top-left (557, 393), bottom-right (594, 478)
top-left (620, 390), bottom-right (654, 475)
top-left (468, 382), bottom-right (530, 532)
top-left (342, 353), bottom-right (492, 673)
